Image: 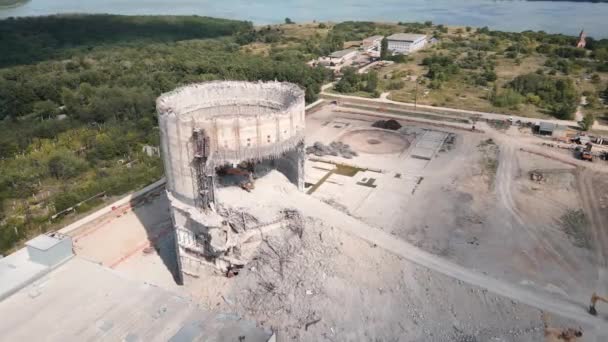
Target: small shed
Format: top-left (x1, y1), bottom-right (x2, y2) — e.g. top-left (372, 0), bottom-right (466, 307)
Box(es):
top-left (25, 233), bottom-right (73, 267)
top-left (538, 122), bottom-right (556, 136)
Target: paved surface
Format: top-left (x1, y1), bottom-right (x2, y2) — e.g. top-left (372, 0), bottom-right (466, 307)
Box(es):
top-left (0, 257), bottom-right (271, 342)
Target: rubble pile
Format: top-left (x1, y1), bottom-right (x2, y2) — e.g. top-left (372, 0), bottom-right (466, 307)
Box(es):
top-left (217, 205), bottom-right (260, 233)
top-left (372, 119), bottom-right (402, 130)
top-left (530, 170), bottom-right (545, 183)
top-left (282, 209), bottom-right (305, 238)
top-left (440, 133), bottom-right (456, 152)
top-left (306, 141), bottom-right (358, 159)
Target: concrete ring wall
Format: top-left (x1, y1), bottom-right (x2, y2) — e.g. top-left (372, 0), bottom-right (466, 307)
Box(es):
top-left (157, 81), bottom-right (306, 205)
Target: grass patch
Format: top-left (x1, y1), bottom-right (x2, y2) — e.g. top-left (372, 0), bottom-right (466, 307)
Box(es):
top-left (478, 139), bottom-right (498, 188)
top-left (306, 171), bottom-right (333, 195)
top-left (486, 119), bottom-right (511, 131)
top-left (558, 209), bottom-right (591, 249)
top-left (306, 162), bottom-right (365, 195)
top-left (334, 164), bottom-right (365, 177)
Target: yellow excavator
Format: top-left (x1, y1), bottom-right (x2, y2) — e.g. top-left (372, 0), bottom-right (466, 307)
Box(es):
top-left (589, 292), bottom-right (608, 316)
top-left (542, 312), bottom-right (583, 341)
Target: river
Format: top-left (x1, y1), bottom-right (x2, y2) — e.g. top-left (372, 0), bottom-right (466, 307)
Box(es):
top-left (1, 0), bottom-right (608, 38)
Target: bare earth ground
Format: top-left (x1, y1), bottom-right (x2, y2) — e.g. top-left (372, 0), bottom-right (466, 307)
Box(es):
top-left (64, 105), bottom-right (608, 340)
top-left (305, 107), bottom-right (608, 304)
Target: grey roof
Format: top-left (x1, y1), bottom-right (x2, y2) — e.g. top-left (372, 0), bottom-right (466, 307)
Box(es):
top-left (387, 33), bottom-right (427, 42)
top-left (329, 48), bottom-right (357, 58)
top-left (0, 248), bottom-right (49, 301)
top-left (363, 35), bottom-right (384, 41)
top-left (539, 122), bottom-right (556, 132)
top-left (0, 257), bottom-right (272, 342)
top-left (25, 234), bottom-right (62, 251)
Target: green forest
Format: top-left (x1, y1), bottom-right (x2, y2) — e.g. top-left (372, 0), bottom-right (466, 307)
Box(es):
top-left (0, 15), bottom-right (331, 253)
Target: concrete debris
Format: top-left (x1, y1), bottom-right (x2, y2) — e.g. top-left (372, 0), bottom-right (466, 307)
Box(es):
top-left (530, 170), bottom-right (544, 183)
top-left (282, 209), bottom-right (304, 238)
top-left (440, 133), bottom-right (456, 152)
top-left (372, 119), bottom-right (402, 131)
top-left (217, 205), bottom-right (260, 233)
top-left (306, 141), bottom-right (359, 159)
top-left (197, 206), bottom-right (307, 274)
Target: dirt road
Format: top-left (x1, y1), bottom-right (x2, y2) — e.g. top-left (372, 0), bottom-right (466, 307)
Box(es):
top-left (577, 169), bottom-right (608, 295)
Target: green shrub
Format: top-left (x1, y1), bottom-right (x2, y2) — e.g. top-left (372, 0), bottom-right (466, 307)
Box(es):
top-left (492, 88), bottom-right (523, 108)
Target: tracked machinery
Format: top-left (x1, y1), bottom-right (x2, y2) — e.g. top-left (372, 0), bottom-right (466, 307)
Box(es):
top-left (218, 162), bottom-right (256, 192)
top-left (589, 292), bottom-right (608, 316)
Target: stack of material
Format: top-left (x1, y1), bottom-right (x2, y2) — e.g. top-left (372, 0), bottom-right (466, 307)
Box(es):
top-left (372, 119), bottom-right (402, 130)
top-left (306, 142), bottom-right (359, 159)
top-left (530, 171), bottom-right (544, 183)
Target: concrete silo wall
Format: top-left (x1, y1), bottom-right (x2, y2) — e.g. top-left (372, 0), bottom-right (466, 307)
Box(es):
top-left (156, 81), bottom-right (306, 276)
top-left (157, 81), bottom-right (306, 205)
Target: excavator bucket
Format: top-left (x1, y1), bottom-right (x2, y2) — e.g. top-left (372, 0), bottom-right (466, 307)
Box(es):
top-left (589, 305), bottom-right (597, 316)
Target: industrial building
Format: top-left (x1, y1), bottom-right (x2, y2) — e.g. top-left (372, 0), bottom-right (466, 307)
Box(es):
top-left (386, 33), bottom-right (427, 54)
top-left (156, 81), bottom-right (306, 277)
top-left (362, 35), bottom-right (384, 51)
top-left (327, 48), bottom-right (358, 64)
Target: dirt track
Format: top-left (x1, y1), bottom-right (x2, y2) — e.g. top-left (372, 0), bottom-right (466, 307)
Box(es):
top-left (577, 169), bottom-right (608, 294)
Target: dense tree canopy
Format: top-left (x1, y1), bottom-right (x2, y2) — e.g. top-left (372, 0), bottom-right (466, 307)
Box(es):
top-left (508, 73), bottom-right (579, 119)
top-left (0, 15), bottom-right (252, 67)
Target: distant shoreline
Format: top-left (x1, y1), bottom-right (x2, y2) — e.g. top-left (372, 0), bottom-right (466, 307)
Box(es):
top-left (0, 0), bottom-right (29, 10)
top-left (1, 0), bottom-right (607, 37)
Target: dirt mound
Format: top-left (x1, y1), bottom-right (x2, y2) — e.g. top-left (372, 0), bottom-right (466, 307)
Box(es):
top-left (372, 119), bottom-right (402, 130)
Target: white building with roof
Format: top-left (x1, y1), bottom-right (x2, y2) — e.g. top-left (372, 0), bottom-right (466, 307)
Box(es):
top-left (387, 33), bottom-right (427, 54)
top-left (362, 35), bottom-right (384, 51)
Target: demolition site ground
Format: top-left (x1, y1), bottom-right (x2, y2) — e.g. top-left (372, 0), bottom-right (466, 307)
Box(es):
top-left (66, 104), bottom-right (608, 341)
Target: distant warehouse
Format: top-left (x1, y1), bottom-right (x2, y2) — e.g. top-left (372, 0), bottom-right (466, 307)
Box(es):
top-left (328, 48), bottom-right (358, 64)
top-left (387, 33), bottom-right (427, 54)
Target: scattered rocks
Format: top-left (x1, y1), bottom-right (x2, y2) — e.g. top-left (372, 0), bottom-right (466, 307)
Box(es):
top-left (306, 141), bottom-right (358, 159)
top-left (530, 170), bottom-right (544, 183)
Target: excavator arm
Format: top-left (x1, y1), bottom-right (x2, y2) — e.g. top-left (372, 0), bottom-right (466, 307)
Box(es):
top-left (589, 292), bottom-right (608, 315)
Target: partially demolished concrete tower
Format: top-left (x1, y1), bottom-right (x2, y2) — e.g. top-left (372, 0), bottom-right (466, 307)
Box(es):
top-left (157, 81), bottom-right (305, 278)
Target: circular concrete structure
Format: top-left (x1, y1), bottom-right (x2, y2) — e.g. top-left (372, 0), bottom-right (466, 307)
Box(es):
top-left (157, 81), bottom-right (306, 206)
top-left (339, 129), bottom-right (410, 154)
top-left (157, 81), bottom-right (305, 163)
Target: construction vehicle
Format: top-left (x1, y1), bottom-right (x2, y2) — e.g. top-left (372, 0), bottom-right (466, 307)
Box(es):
top-left (589, 292), bottom-right (608, 316)
top-left (219, 162), bottom-right (255, 192)
top-left (574, 146), bottom-right (593, 162)
top-left (542, 312), bottom-right (582, 341)
top-left (581, 151), bottom-right (593, 162)
top-left (583, 142), bottom-right (593, 161)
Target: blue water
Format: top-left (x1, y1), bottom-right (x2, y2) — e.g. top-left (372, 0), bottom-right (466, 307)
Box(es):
top-left (2, 0), bottom-right (608, 37)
